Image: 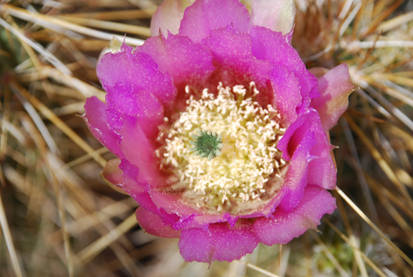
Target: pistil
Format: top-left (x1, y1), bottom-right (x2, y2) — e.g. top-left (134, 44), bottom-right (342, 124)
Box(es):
top-left (192, 131), bottom-right (222, 159)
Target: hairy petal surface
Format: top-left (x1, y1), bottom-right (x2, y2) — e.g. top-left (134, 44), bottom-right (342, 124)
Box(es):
top-left (179, 0), bottom-right (250, 42)
top-left (203, 26), bottom-right (273, 105)
top-left (270, 66), bottom-right (302, 124)
top-left (278, 125), bottom-right (312, 211)
top-left (101, 159), bottom-right (127, 194)
top-left (102, 159), bottom-right (122, 185)
top-left (250, 26), bottom-right (318, 124)
top-left (97, 45), bottom-right (176, 106)
top-left (140, 34), bottom-right (214, 86)
top-left (306, 115), bottom-right (336, 190)
top-left (254, 186), bottom-right (336, 245)
top-left (179, 223), bottom-right (257, 262)
top-left (120, 160), bottom-right (160, 212)
top-left (277, 110), bottom-right (336, 210)
top-left (84, 97), bottom-right (121, 156)
top-left (136, 207), bottom-right (180, 238)
top-left (311, 64), bottom-right (354, 130)
top-left (97, 44), bottom-right (175, 138)
top-left (120, 119), bottom-right (164, 186)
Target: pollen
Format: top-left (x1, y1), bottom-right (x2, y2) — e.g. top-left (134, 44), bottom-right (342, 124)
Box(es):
top-left (156, 83), bottom-right (287, 213)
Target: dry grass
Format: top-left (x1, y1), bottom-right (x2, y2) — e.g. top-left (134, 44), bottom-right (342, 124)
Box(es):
top-left (0, 0), bottom-right (412, 276)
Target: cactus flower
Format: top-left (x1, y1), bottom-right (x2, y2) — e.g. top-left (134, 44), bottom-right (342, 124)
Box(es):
top-left (85, 0), bottom-right (354, 262)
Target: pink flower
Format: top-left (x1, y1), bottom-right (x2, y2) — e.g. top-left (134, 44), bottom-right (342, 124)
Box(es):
top-left (84, 0), bottom-right (354, 262)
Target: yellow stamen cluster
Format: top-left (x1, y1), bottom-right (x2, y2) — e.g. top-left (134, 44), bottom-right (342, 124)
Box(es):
top-left (156, 83), bottom-right (286, 213)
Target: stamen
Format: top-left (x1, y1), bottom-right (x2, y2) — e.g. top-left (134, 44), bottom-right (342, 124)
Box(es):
top-left (157, 82), bottom-right (287, 213)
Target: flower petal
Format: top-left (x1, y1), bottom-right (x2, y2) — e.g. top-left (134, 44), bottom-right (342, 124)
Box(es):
top-left (307, 150), bottom-right (336, 190)
top-left (250, 26), bottom-right (318, 96)
top-left (139, 34), bottom-right (214, 86)
top-left (306, 119), bottom-right (336, 190)
top-left (97, 44), bottom-right (176, 105)
top-left (105, 91), bottom-right (164, 139)
top-left (278, 125), bottom-right (312, 211)
top-left (178, 228), bottom-right (212, 262)
top-left (120, 119), bottom-right (164, 187)
top-left (250, 26), bottom-right (318, 124)
top-left (277, 110), bottom-right (336, 209)
top-left (203, 26), bottom-right (273, 104)
top-left (102, 159), bottom-right (122, 186)
top-left (248, 0), bottom-right (295, 34)
top-left (311, 64), bottom-right (354, 130)
top-left (118, 145), bottom-right (188, 230)
top-left (179, 223), bottom-right (257, 262)
top-left (119, 160), bottom-right (159, 212)
top-left (150, 0), bottom-right (194, 37)
top-left (270, 66), bottom-right (302, 124)
top-left (204, 27), bottom-right (252, 60)
top-left (97, 44), bottom-right (175, 138)
top-left (84, 97), bottom-right (121, 156)
top-left (136, 207), bottom-right (180, 238)
top-left (119, 122), bottom-right (205, 220)
top-left (101, 158), bottom-right (128, 194)
top-left (254, 186), bottom-right (336, 245)
top-left (179, 0), bottom-right (250, 43)
top-left (123, 169), bottom-right (182, 234)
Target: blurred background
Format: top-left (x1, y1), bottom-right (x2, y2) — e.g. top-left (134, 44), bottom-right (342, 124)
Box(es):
top-left (0, 0), bottom-right (413, 276)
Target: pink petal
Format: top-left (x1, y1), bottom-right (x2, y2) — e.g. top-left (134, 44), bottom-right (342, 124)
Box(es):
top-left (311, 64), bottom-right (354, 130)
top-left (278, 126), bottom-right (312, 211)
top-left (120, 160), bottom-right (272, 231)
top-left (123, 165), bottom-right (183, 234)
top-left (250, 26), bottom-right (318, 96)
top-left (250, 26), bottom-right (318, 124)
top-left (277, 110), bottom-right (336, 209)
top-left (179, 0), bottom-right (250, 43)
top-left (179, 228), bottom-right (212, 262)
top-left (139, 34), bottom-right (214, 86)
top-left (254, 186), bottom-right (336, 245)
top-left (204, 27), bottom-right (252, 59)
top-left (120, 119), bottom-right (165, 187)
top-left (279, 109), bottom-right (336, 189)
top-left (150, 0), bottom-right (194, 37)
top-left (179, 223), bottom-right (257, 262)
top-left (119, 123), bottom-right (201, 221)
top-left (203, 26), bottom-right (273, 104)
top-left (84, 97), bottom-right (121, 156)
top-left (148, 187), bottom-right (200, 219)
top-left (118, 143), bottom-right (189, 228)
top-left (100, 158), bottom-right (130, 194)
top-left (278, 110), bottom-right (323, 159)
top-left (136, 207), bottom-right (180, 238)
top-left (249, 0), bottom-right (295, 34)
top-left (250, 26), bottom-right (298, 69)
top-left (307, 150), bottom-right (336, 190)
top-left (102, 159), bottom-right (122, 186)
top-left (97, 44), bottom-right (175, 138)
top-left (306, 116), bottom-right (336, 190)
top-left (270, 66), bottom-right (302, 124)
top-left (97, 44), bottom-right (176, 105)
top-left (105, 90), bottom-right (164, 139)
top-left (116, 124), bottom-right (209, 221)
top-left (119, 160), bottom-right (160, 212)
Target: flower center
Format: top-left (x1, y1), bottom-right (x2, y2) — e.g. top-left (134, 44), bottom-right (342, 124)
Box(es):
top-left (193, 131), bottom-right (222, 159)
top-left (156, 82), bottom-right (287, 213)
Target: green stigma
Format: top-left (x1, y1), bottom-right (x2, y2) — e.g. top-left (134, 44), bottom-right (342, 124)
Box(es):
top-left (192, 131), bottom-right (222, 159)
